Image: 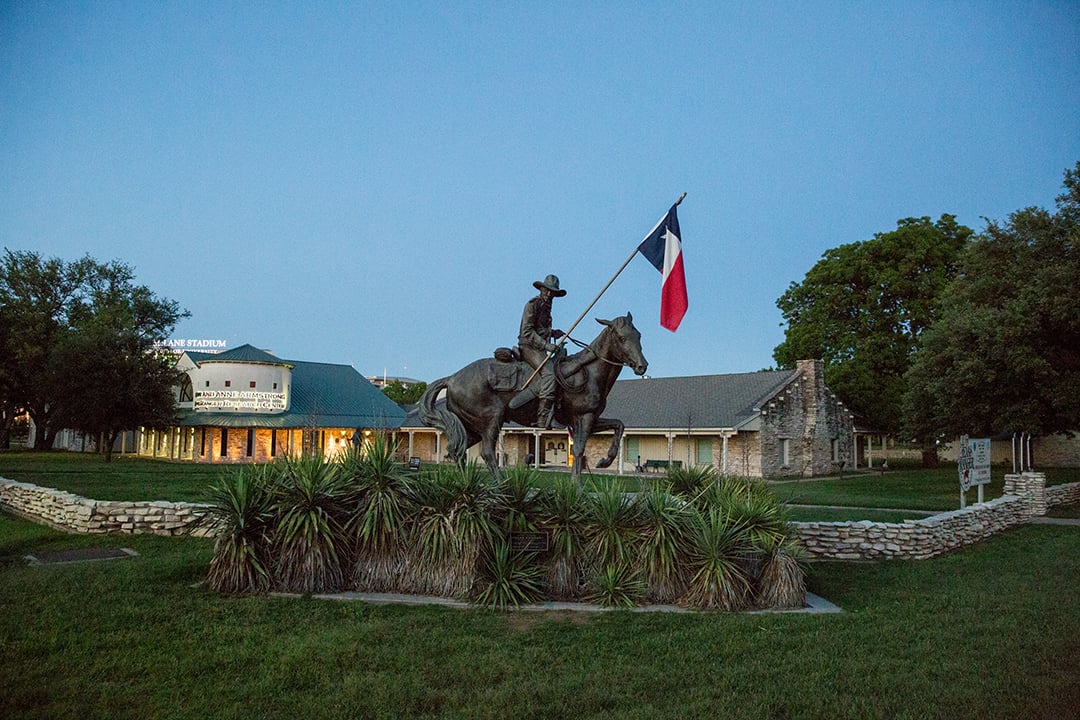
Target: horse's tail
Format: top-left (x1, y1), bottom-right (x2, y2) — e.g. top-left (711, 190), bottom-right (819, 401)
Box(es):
top-left (417, 376), bottom-right (468, 461)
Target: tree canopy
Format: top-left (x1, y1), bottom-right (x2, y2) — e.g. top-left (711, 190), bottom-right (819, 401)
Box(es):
top-left (904, 163), bottom-right (1080, 443)
top-left (381, 380), bottom-right (428, 405)
top-left (0, 250), bottom-right (188, 457)
top-left (774, 215), bottom-right (973, 434)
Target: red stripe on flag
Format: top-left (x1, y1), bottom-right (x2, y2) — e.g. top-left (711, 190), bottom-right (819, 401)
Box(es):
top-left (660, 251), bottom-right (687, 331)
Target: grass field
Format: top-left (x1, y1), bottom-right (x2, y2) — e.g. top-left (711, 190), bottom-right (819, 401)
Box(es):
top-left (1, 510), bottom-right (1078, 719)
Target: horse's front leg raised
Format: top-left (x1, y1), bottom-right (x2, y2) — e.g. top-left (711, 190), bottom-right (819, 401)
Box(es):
top-left (591, 417), bottom-right (624, 469)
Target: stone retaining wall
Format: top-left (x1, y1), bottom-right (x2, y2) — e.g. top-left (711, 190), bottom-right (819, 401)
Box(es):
top-left (0, 477), bottom-right (210, 537)
top-left (795, 474), bottom-right (1080, 561)
top-left (3, 474), bottom-right (1078, 560)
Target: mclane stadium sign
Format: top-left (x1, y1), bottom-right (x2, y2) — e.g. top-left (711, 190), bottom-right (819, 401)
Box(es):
top-left (194, 390), bottom-right (287, 412)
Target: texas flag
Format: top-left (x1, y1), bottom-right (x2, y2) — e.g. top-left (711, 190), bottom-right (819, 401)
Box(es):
top-left (637, 203), bottom-right (687, 331)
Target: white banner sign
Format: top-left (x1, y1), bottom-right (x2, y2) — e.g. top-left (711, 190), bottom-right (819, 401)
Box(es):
top-left (958, 435), bottom-right (991, 492)
top-left (194, 390), bottom-right (286, 412)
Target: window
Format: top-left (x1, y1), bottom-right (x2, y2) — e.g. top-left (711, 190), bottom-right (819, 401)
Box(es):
top-left (696, 438), bottom-right (712, 465)
top-left (626, 437), bottom-right (640, 466)
top-left (271, 429), bottom-right (278, 457)
top-left (831, 438), bottom-right (840, 463)
top-left (220, 428), bottom-right (228, 457)
top-left (273, 382), bottom-right (278, 390)
top-left (179, 376), bottom-right (193, 402)
top-left (200, 428), bottom-right (206, 456)
top-left (246, 428), bottom-right (254, 457)
top-left (778, 438), bottom-right (790, 467)
top-left (205, 380), bottom-right (210, 387)
top-left (225, 380), bottom-right (231, 388)
top-left (249, 381), bottom-right (256, 388)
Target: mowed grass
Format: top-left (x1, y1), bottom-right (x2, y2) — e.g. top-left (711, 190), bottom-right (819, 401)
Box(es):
top-left (770, 464), bottom-right (1080, 512)
top-left (1, 510), bottom-right (1078, 719)
top-left (0, 451), bottom-right (231, 502)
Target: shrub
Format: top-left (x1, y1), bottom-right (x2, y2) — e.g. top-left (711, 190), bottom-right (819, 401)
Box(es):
top-left (588, 562), bottom-right (647, 608)
top-left (405, 462), bottom-right (502, 597)
top-left (338, 437), bottom-right (412, 591)
top-left (680, 506), bottom-right (753, 611)
top-left (201, 465), bottom-right (275, 595)
top-left (473, 541), bottom-right (543, 609)
top-left (637, 487), bottom-right (691, 603)
top-left (271, 455), bottom-right (351, 594)
top-left (536, 476), bottom-right (589, 599)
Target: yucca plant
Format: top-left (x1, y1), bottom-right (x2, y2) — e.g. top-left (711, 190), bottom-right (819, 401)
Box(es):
top-left (664, 464), bottom-right (718, 499)
top-left (496, 465), bottom-right (544, 534)
top-left (271, 454), bottom-right (351, 594)
top-left (536, 476), bottom-right (589, 599)
top-left (588, 562), bottom-right (646, 608)
top-left (339, 436), bottom-right (412, 592)
top-left (637, 487), bottom-right (691, 603)
top-left (582, 481), bottom-right (644, 572)
top-left (201, 465), bottom-right (276, 595)
top-left (755, 529), bottom-right (808, 610)
top-left (405, 461), bottom-right (502, 597)
top-left (473, 540), bottom-right (543, 609)
top-left (679, 506), bottom-right (753, 611)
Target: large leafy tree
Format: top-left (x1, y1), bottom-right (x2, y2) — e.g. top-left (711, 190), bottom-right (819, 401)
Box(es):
top-left (0, 250), bottom-right (187, 456)
top-left (904, 163), bottom-right (1080, 445)
top-left (381, 379), bottom-right (428, 405)
top-left (774, 215), bottom-right (973, 436)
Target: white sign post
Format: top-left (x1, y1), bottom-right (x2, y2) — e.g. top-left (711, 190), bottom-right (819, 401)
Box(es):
top-left (958, 435), bottom-right (992, 508)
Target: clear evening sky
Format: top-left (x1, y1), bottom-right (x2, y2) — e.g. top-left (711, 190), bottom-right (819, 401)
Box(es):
top-left (3, 2), bottom-right (1078, 382)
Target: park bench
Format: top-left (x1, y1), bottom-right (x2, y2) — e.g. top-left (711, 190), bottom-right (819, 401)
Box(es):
top-left (642, 459), bottom-right (682, 473)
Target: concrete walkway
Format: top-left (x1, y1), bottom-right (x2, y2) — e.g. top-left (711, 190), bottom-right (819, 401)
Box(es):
top-left (1029, 516), bottom-right (1080, 526)
top-left (273, 590), bottom-right (844, 615)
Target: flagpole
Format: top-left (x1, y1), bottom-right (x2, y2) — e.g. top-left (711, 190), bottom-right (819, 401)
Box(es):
top-left (517, 192), bottom-right (686, 391)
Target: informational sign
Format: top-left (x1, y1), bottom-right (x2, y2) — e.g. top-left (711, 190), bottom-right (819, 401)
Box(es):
top-left (958, 435), bottom-right (991, 492)
top-left (194, 390), bottom-right (286, 412)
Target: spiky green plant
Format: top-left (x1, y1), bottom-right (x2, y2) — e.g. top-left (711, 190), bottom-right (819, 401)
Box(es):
top-left (405, 461), bottom-right (502, 597)
top-left (637, 487), bottom-right (691, 603)
top-left (497, 465), bottom-right (544, 534)
top-left (680, 506), bottom-right (753, 610)
top-left (338, 436), bottom-right (412, 591)
top-left (473, 541), bottom-right (543, 610)
top-left (664, 464), bottom-right (718, 499)
top-left (588, 563), bottom-right (646, 608)
top-left (201, 465), bottom-right (275, 595)
top-left (536, 475), bottom-right (589, 599)
top-left (755, 530), bottom-right (808, 609)
top-left (271, 454), bottom-right (351, 594)
top-left (583, 482), bottom-right (644, 571)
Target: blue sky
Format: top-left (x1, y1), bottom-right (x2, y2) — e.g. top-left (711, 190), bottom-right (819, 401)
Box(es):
top-left (3, 1), bottom-right (1078, 382)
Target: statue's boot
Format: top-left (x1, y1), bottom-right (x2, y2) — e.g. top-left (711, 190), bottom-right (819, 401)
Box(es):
top-left (508, 385), bottom-right (537, 410)
top-left (536, 398), bottom-right (555, 429)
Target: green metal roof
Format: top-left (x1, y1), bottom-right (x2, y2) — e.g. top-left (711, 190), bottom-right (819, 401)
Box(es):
top-left (193, 343), bottom-right (291, 366)
top-left (177, 349), bottom-right (405, 429)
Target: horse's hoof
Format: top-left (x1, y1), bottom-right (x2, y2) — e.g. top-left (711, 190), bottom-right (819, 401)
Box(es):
top-left (595, 457), bottom-right (613, 469)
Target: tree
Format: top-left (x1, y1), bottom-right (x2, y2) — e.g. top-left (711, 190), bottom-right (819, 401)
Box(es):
top-left (774, 215), bottom-right (973, 437)
top-left (904, 163), bottom-right (1080, 447)
top-left (381, 380), bottom-right (427, 405)
top-left (0, 250), bottom-right (188, 456)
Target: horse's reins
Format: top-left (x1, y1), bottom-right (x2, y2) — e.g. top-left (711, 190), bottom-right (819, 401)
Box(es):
top-left (564, 333), bottom-right (628, 368)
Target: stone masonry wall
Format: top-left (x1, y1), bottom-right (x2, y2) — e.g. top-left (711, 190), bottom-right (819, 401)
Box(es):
top-left (0, 477), bottom-right (211, 537)
top-left (795, 475), bottom-right (1080, 561)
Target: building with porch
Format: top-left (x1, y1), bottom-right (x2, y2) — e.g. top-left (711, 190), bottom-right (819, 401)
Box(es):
top-left (400, 359), bottom-right (862, 479)
top-left (137, 344), bottom-right (405, 463)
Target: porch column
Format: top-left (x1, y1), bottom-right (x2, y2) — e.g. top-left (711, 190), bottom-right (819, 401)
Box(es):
top-left (721, 432), bottom-right (730, 474)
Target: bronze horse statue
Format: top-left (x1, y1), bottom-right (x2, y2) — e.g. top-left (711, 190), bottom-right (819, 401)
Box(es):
top-left (418, 313), bottom-right (648, 478)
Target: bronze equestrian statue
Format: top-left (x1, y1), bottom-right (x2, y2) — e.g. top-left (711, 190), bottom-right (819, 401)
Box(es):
top-left (513, 274), bottom-right (568, 429)
top-left (417, 312), bottom-right (648, 478)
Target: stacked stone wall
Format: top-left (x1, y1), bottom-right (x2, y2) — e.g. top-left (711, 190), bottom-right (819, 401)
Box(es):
top-left (0, 477), bottom-right (210, 537)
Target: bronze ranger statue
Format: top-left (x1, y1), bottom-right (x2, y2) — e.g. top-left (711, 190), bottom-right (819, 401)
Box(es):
top-left (515, 274), bottom-right (567, 428)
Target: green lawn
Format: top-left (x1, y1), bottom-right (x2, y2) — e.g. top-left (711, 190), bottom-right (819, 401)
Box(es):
top-left (0, 451), bottom-right (232, 502)
top-left (1, 510), bottom-right (1077, 719)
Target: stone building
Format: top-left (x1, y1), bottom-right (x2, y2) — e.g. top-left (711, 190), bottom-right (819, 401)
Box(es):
top-left (137, 344), bottom-right (405, 463)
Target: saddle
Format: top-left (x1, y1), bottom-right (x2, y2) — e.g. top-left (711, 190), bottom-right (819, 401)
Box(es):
top-left (489, 348), bottom-right (526, 392)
